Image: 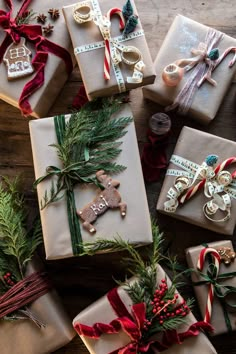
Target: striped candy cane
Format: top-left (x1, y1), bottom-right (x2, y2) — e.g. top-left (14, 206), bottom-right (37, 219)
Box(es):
top-left (180, 157), bottom-right (236, 204)
top-left (104, 8), bottom-right (125, 80)
top-left (197, 247), bottom-right (221, 323)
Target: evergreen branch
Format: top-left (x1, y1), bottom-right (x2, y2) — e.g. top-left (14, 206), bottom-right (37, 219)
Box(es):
top-left (38, 97), bottom-right (132, 209)
top-left (0, 178), bottom-right (42, 280)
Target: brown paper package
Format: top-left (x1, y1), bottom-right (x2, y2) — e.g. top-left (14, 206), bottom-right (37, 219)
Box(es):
top-left (73, 264), bottom-right (217, 354)
top-left (0, 0), bottom-right (75, 118)
top-left (0, 256), bottom-right (76, 354)
top-left (186, 240), bottom-right (236, 336)
top-left (62, 0), bottom-right (156, 100)
top-left (29, 104), bottom-right (153, 260)
top-left (156, 126), bottom-right (236, 235)
top-left (142, 15), bottom-right (236, 124)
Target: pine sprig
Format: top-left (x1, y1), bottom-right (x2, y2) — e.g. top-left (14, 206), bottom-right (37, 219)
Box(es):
top-left (36, 97), bottom-right (132, 210)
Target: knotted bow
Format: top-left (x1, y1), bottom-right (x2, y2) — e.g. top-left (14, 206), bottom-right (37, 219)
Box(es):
top-left (165, 28), bottom-right (236, 114)
top-left (194, 246), bottom-right (236, 332)
top-left (0, 0), bottom-right (73, 115)
top-left (75, 287), bottom-right (212, 354)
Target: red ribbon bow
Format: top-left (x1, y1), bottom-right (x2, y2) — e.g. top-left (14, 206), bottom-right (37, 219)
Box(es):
top-left (0, 0), bottom-right (73, 116)
top-left (74, 287), bottom-right (213, 354)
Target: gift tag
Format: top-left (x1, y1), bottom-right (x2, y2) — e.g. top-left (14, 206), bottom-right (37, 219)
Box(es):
top-left (3, 38), bottom-right (34, 80)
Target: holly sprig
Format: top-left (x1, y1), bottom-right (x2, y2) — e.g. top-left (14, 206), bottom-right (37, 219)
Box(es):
top-left (81, 223), bottom-right (193, 342)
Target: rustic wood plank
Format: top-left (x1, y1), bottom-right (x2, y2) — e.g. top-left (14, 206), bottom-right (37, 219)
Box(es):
top-left (0, 0), bottom-right (236, 353)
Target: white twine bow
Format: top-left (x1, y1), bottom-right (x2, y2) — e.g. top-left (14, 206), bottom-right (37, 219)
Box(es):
top-left (73, 1), bottom-right (145, 87)
top-left (164, 155), bottom-right (236, 223)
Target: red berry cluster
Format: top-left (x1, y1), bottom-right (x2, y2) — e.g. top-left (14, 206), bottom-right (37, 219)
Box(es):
top-left (3, 272), bottom-right (15, 287)
top-left (143, 279), bottom-right (190, 330)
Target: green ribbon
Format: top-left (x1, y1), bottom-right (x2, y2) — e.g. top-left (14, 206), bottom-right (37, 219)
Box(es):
top-left (54, 115), bottom-right (83, 255)
top-left (193, 253), bottom-right (236, 332)
top-left (34, 115), bottom-right (107, 255)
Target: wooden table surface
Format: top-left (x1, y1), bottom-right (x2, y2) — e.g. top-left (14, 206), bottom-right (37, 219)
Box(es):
top-left (1, 0), bottom-right (236, 353)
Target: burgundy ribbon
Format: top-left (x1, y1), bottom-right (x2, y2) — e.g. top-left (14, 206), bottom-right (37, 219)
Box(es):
top-left (74, 287), bottom-right (213, 354)
top-left (0, 0), bottom-right (73, 116)
top-left (141, 129), bottom-right (169, 182)
top-left (0, 271), bottom-right (52, 318)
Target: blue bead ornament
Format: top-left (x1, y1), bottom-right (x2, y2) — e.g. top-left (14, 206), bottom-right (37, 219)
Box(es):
top-left (208, 48), bottom-right (220, 61)
top-left (205, 154), bottom-right (218, 166)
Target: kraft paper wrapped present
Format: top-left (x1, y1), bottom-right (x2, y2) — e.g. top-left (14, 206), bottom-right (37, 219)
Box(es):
top-left (0, 257), bottom-right (76, 354)
top-left (157, 126), bottom-right (236, 235)
top-left (62, 0), bottom-right (156, 100)
top-left (73, 264), bottom-right (217, 354)
top-left (0, 0), bottom-right (75, 118)
top-left (142, 15), bottom-right (236, 124)
top-left (186, 240), bottom-right (236, 336)
top-left (29, 104), bottom-right (152, 260)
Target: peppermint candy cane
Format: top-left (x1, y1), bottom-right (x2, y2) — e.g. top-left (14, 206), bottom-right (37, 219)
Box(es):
top-left (180, 157), bottom-right (236, 204)
top-left (197, 247), bottom-right (221, 323)
top-left (104, 8), bottom-right (125, 80)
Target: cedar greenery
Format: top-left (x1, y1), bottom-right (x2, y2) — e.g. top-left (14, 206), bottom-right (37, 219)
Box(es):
top-left (0, 176), bottom-right (43, 323)
top-left (35, 97), bottom-right (132, 210)
top-left (81, 223), bottom-right (194, 342)
top-left (0, 176), bottom-right (42, 282)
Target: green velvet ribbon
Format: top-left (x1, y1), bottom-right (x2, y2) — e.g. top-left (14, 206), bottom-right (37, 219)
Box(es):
top-left (193, 250), bottom-right (236, 332)
top-left (54, 115), bottom-right (83, 255)
top-left (34, 115), bottom-right (101, 255)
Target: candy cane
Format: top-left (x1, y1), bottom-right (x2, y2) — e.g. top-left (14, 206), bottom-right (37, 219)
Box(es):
top-left (180, 157), bottom-right (236, 204)
top-left (107, 8), bottom-right (125, 30)
top-left (104, 8), bottom-right (125, 80)
top-left (215, 46), bottom-right (236, 68)
top-left (197, 248), bottom-right (221, 323)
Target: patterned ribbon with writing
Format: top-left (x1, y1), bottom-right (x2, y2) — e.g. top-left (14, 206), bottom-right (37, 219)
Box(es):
top-left (73, 0), bottom-right (145, 93)
top-left (164, 155), bottom-right (236, 222)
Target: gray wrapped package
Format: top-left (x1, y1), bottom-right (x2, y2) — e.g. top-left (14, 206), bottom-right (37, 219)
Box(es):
top-left (143, 15), bottom-right (236, 124)
top-left (62, 0), bottom-right (156, 100)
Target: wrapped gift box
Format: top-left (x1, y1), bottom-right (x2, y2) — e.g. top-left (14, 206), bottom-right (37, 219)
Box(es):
top-left (142, 15), bottom-right (236, 124)
top-left (62, 0), bottom-right (156, 100)
top-left (0, 0), bottom-right (75, 118)
top-left (156, 126), bottom-right (236, 235)
top-left (29, 104), bottom-right (152, 260)
top-left (0, 257), bottom-right (75, 354)
top-left (186, 240), bottom-right (236, 335)
top-left (73, 264), bottom-right (217, 354)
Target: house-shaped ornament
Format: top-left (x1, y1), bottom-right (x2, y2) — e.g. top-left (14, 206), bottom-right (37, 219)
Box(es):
top-left (3, 37), bottom-right (34, 80)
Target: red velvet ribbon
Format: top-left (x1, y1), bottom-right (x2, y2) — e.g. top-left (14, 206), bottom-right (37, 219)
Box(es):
top-left (74, 287), bottom-right (213, 354)
top-left (141, 129), bottom-right (169, 183)
top-left (0, 0), bottom-right (73, 116)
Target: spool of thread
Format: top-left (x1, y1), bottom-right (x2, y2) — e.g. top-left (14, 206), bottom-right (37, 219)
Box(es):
top-left (149, 113), bottom-right (171, 136)
top-left (162, 63), bottom-right (184, 87)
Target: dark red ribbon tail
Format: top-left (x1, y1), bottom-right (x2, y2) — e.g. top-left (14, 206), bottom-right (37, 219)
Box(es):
top-left (19, 51), bottom-right (48, 116)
